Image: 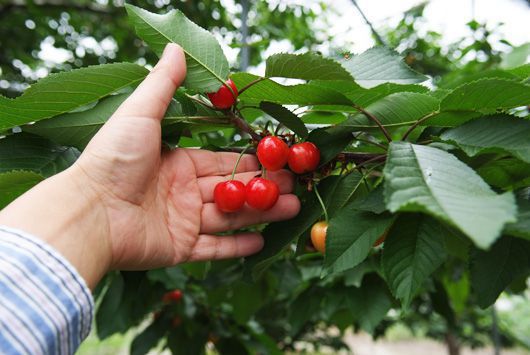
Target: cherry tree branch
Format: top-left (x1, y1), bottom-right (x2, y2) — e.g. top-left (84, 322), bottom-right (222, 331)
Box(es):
top-left (222, 146), bottom-right (386, 165)
top-left (229, 109), bottom-right (261, 141)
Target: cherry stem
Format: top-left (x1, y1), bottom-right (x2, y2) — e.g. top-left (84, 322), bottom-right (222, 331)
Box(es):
top-left (401, 111), bottom-right (439, 141)
top-left (353, 103), bottom-right (392, 142)
top-left (185, 94), bottom-right (217, 111)
top-left (313, 183), bottom-right (329, 222)
top-left (274, 123), bottom-right (284, 136)
top-left (263, 121), bottom-right (272, 135)
top-left (230, 145), bottom-right (250, 180)
top-left (238, 77), bottom-right (267, 96)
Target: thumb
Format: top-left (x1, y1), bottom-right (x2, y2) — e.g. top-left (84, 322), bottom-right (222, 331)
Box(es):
top-left (114, 43), bottom-right (187, 120)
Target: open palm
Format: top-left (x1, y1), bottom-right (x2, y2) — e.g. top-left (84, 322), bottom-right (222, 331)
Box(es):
top-left (75, 44), bottom-right (300, 271)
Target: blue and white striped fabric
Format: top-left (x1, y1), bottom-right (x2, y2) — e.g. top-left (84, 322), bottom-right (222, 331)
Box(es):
top-left (0, 226), bottom-right (93, 355)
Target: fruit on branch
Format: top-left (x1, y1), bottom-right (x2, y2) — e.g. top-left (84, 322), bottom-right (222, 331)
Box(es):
top-left (245, 177), bottom-right (280, 210)
top-left (207, 78), bottom-right (238, 109)
top-left (162, 289), bottom-right (183, 303)
top-left (288, 142), bottom-right (321, 174)
top-left (214, 180), bottom-right (246, 212)
top-left (311, 221), bottom-right (328, 253)
top-left (256, 136), bottom-right (289, 171)
top-left (373, 230), bottom-right (388, 247)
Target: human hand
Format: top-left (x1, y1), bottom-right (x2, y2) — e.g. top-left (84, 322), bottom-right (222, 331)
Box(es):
top-left (0, 44), bottom-right (300, 288)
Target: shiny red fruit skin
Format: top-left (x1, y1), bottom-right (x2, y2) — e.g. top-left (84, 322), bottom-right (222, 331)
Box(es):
top-left (245, 177), bottom-right (280, 210)
top-left (207, 79), bottom-right (238, 109)
top-left (214, 180), bottom-right (246, 212)
top-left (257, 136), bottom-right (289, 171)
top-left (288, 142), bottom-right (321, 174)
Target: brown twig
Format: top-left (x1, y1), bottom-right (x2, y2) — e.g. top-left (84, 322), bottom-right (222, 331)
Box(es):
top-left (401, 111), bottom-right (439, 141)
top-left (238, 77), bottom-right (267, 96)
top-left (229, 109), bottom-right (261, 141)
top-left (353, 104), bottom-right (392, 142)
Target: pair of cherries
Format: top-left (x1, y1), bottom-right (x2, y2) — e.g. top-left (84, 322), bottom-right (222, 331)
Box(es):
top-left (214, 177), bottom-right (279, 212)
top-left (257, 136), bottom-right (320, 174)
top-left (214, 136), bottom-right (321, 213)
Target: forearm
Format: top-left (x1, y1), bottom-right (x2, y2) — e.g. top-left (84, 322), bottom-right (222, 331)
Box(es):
top-left (0, 165), bottom-right (111, 289)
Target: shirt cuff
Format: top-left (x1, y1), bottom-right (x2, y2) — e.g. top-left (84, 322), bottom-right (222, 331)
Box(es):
top-left (0, 226), bottom-right (94, 355)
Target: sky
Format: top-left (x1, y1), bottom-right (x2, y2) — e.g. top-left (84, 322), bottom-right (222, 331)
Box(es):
top-left (327, 0), bottom-right (529, 52)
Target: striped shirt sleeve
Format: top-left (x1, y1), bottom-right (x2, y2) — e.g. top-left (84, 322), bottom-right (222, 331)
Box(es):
top-left (0, 226), bottom-right (94, 355)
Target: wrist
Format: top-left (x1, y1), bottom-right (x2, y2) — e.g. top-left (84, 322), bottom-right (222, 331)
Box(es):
top-left (0, 165), bottom-right (112, 289)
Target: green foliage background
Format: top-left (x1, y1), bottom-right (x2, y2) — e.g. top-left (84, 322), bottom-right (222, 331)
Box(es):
top-left (1, 1), bottom-right (530, 355)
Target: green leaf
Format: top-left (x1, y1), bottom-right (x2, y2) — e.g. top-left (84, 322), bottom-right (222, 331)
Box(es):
top-left (181, 261), bottom-right (211, 280)
top-left (348, 185), bottom-right (387, 214)
top-left (0, 133), bottom-right (79, 176)
top-left (259, 102), bottom-right (308, 138)
top-left (346, 275), bottom-right (393, 333)
top-left (340, 92), bottom-right (440, 128)
top-left (230, 281), bottom-right (267, 324)
top-left (146, 266), bottom-right (188, 289)
top-left (25, 93), bottom-right (223, 150)
top-left (384, 142), bottom-right (517, 248)
top-left (307, 126), bottom-right (353, 165)
top-left (340, 47), bottom-right (427, 88)
top-left (0, 171), bottom-right (44, 209)
top-left (477, 158), bottom-right (530, 190)
top-left (289, 288), bottom-right (323, 334)
top-left (325, 207), bottom-right (394, 274)
top-left (433, 78), bottom-right (530, 126)
top-left (326, 171), bottom-right (365, 217)
top-left (232, 73), bottom-right (352, 106)
top-left (505, 199), bottom-right (530, 241)
top-left (125, 4), bottom-right (229, 92)
top-left (244, 176), bottom-right (341, 280)
top-left (470, 236), bottom-right (530, 308)
top-left (500, 43), bottom-right (530, 69)
top-left (440, 115), bottom-right (530, 164)
top-left (96, 272), bottom-right (125, 339)
top-left (382, 215), bottom-right (448, 307)
top-left (24, 94), bottom-right (129, 150)
top-left (0, 63), bottom-right (148, 131)
top-left (130, 320), bottom-right (165, 355)
top-left (265, 52), bottom-right (353, 81)
top-left (312, 80), bottom-right (429, 108)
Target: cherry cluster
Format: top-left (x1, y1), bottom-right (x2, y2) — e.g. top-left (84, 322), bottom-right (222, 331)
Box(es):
top-left (214, 136), bottom-right (321, 213)
top-left (205, 79), bottom-right (383, 254)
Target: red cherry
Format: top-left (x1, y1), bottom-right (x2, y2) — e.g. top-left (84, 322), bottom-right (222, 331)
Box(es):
top-left (214, 180), bottom-right (246, 213)
top-left (287, 142), bottom-right (320, 174)
top-left (207, 79), bottom-right (238, 109)
top-left (162, 289), bottom-right (183, 303)
top-left (256, 136), bottom-right (289, 171)
top-left (245, 177), bottom-right (280, 210)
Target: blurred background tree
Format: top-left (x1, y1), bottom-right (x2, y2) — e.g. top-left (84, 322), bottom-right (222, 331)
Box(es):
top-left (0, 0), bottom-right (329, 97)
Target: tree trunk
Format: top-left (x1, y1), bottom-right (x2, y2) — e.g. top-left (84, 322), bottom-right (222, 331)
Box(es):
top-left (445, 331), bottom-right (460, 355)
